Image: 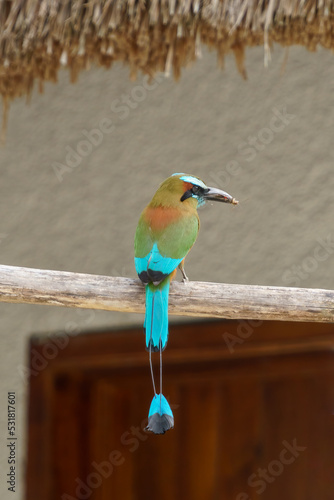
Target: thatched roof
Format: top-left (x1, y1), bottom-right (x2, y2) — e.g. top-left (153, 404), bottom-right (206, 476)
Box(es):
top-left (0, 0), bottom-right (333, 105)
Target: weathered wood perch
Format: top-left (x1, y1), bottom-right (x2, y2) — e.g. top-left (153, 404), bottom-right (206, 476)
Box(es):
top-left (0, 264), bottom-right (333, 323)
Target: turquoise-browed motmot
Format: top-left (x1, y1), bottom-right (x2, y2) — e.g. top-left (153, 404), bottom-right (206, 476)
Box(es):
top-left (134, 173), bottom-right (238, 434)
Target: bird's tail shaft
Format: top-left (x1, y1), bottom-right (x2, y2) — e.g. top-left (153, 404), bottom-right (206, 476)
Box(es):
top-left (146, 345), bottom-right (174, 434)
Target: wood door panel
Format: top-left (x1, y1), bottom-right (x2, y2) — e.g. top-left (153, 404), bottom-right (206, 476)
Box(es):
top-left (26, 320), bottom-right (334, 500)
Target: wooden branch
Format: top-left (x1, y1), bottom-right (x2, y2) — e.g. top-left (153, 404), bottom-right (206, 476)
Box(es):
top-left (0, 264), bottom-right (333, 323)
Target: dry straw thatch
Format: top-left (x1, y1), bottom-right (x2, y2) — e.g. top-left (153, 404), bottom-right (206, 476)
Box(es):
top-left (0, 0), bottom-right (333, 106)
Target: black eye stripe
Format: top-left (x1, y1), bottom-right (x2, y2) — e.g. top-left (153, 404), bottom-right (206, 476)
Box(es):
top-left (180, 190), bottom-right (193, 202)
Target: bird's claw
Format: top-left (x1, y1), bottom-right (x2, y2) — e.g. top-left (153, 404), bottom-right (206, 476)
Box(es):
top-left (178, 264), bottom-right (189, 283)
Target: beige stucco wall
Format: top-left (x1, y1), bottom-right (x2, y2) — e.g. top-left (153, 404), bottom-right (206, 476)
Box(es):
top-left (0, 45), bottom-right (333, 499)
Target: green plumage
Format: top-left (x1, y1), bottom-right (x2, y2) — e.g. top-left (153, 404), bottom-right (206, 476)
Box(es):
top-left (134, 212), bottom-right (199, 260)
top-left (134, 174), bottom-right (200, 261)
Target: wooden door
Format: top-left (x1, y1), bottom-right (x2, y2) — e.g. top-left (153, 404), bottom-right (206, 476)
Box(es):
top-left (26, 320), bottom-right (334, 500)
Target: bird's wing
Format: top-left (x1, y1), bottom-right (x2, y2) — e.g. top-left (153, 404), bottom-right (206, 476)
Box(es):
top-left (135, 243), bottom-right (183, 284)
top-left (135, 212), bottom-right (199, 284)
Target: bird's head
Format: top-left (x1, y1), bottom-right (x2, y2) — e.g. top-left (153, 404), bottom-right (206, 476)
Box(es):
top-left (169, 173), bottom-right (239, 208)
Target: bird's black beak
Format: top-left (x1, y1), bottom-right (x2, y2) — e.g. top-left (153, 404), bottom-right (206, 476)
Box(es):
top-left (204, 187), bottom-right (239, 205)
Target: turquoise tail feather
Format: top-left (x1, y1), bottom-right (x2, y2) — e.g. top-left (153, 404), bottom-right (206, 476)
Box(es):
top-left (143, 276), bottom-right (174, 433)
top-left (144, 278), bottom-right (170, 352)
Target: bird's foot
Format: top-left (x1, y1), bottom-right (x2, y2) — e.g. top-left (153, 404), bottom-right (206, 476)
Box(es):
top-left (178, 263), bottom-right (189, 283)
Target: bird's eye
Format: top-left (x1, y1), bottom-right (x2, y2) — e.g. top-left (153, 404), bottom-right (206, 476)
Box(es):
top-left (191, 185), bottom-right (201, 195)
